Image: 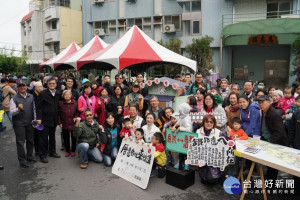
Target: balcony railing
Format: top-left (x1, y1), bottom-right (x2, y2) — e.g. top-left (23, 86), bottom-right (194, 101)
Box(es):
top-left (222, 10), bottom-right (300, 28)
top-left (45, 30), bottom-right (60, 43)
top-left (43, 0), bottom-right (70, 9)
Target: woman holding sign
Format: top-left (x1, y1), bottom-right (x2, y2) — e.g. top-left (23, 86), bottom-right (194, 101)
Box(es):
top-left (200, 94), bottom-right (227, 135)
top-left (196, 115), bottom-right (222, 184)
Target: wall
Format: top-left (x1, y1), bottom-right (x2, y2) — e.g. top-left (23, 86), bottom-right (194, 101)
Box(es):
top-left (233, 0), bottom-right (267, 22)
top-left (231, 45), bottom-right (291, 86)
top-left (59, 6), bottom-right (82, 50)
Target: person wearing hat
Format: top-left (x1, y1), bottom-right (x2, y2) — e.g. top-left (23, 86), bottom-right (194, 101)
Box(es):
top-left (219, 78), bottom-right (230, 100)
top-left (9, 82), bottom-right (36, 168)
top-left (0, 78), bottom-right (16, 129)
top-left (124, 81), bottom-right (144, 113)
top-left (257, 95), bottom-right (288, 182)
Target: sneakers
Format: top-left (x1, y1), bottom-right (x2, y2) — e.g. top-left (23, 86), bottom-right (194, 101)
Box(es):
top-left (150, 172), bottom-right (155, 178)
top-left (184, 164), bottom-right (190, 171)
top-left (71, 152), bottom-right (76, 157)
top-left (174, 163), bottom-right (180, 169)
top-left (65, 152), bottom-right (70, 157)
top-left (80, 163), bottom-right (88, 169)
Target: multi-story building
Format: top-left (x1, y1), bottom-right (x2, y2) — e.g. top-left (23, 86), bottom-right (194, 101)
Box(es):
top-left (20, 0), bottom-right (82, 73)
top-left (82, 0), bottom-right (299, 87)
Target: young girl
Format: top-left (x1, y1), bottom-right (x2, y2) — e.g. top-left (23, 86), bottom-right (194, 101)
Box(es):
top-left (91, 81), bottom-right (102, 98)
top-left (187, 96), bottom-right (197, 113)
top-left (278, 86), bottom-right (296, 116)
top-left (194, 88), bottom-right (205, 112)
top-left (97, 88), bottom-right (111, 125)
top-left (142, 113), bottom-right (160, 143)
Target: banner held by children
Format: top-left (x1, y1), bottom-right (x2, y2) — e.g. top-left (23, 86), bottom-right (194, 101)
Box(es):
top-left (185, 136), bottom-right (235, 171)
top-left (112, 139), bottom-right (155, 189)
top-left (165, 128), bottom-right (198, 154)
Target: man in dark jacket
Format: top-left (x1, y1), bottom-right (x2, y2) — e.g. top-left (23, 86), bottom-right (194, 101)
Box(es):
top-left (258, 95), bottom-right (288, 181)
top-left (74, 110), bottom-right (103, 169)
top-left (288, 110), bottom-right (300, 149)
top-left (36, 78), bottom-right (61, 163)
top-left (114, 74), bottom-right (130, 96)
top-left (10, 83), bottom-right (36, 168)
top-left (243, 80), bottom-right (256, 102)
top-left (148, 95), bottom-right (164, 120)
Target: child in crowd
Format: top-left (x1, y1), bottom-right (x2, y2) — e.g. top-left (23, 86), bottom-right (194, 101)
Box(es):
top-left (119, 118), bottom-right (134, 138)
top-left (131, 128), bottom-right (145, 143)
top-left (278, 86), bottom-right (295, 116)
top-left (162, 113), bottom-right (178, 138)
top-left (151, 132), bottom-right (167, 178)
top-left (227, 117), bottom-right (248, 141)
top-left (211, 87), bottom-right (223, 105)
top-left (187, 96), bottom-right (197, 113)
top-left (142, 113), bottom-right (160, 143)
top-left (91, 81), bottom-right (102, 98)
top-left (285, 95), bottom-right (300, 127)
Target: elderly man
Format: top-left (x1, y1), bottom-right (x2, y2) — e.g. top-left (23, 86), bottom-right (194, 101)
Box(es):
top-left (120, 104), bottom-right (146, 130)
top-left (74, 109), bottom-right (103, 169)
top-left (36, 78), bottom-right (61, 163)
top-left (10, 82), bottom-right (36, 168)
top-left (219, 78), bottom-right (230, 100)
top-left (148, 96), bottom-right (164, 120)
top-left (103, 75), bottom-right (113, 96)
top-left (243, 80), bottom-right (256, 102)
top-left (114, 74), bottom-right (130, 96)
top-left (258, 95), bottom-right (288, 181)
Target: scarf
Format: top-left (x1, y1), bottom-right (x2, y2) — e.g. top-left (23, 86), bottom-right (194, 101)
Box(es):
top-left (206, 108), bottom-right (213, 113)
top-left (230, 104), bottom-right (240, 112)
top-left (204, 128), bottom-right (212, 137)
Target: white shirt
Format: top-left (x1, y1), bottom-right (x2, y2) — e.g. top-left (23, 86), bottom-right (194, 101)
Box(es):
top-left (142, 124), bottom-right (160, 143)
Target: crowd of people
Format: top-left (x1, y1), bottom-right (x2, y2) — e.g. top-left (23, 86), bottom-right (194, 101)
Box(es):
top-left (0, 71), bottom-right (299, 187)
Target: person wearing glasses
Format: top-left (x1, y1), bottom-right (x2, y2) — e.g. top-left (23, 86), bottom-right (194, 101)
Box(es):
top-left (114, 74), bottom-right (130, 96)
top-left (74, 110), bottom-right (103, 169)
top-left (243, 80), bottom-right (256, 102)
top-left (36, 78), bottom-right (61, 163)
top-left (196, 114), bottom-right (223, 184)
top-left (188, 72), bottom-right (210, 95)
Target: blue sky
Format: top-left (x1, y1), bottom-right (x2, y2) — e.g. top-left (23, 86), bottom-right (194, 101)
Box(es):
top-left (0, 0), bottom-right (30, 56)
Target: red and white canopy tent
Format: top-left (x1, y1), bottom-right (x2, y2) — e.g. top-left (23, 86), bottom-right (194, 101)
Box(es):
top-left (77, 25), bottom-right (197, 72)
top-left (56, 36), bottom-right (109, 71)
top-left (39, 42), bottom-right (80, 70)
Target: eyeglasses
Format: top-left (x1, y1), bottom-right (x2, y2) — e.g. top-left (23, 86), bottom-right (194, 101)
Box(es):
top-left (205, 121), bottom-right (214, 124)
top-left (85, 114), bottom-right (93, 117)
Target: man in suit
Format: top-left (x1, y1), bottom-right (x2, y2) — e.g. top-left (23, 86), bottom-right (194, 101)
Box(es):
top-left (36, 78), bottom-right (61, 163)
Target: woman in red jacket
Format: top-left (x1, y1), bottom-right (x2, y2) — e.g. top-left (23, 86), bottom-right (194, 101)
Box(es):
top-left (97, 88), bottom-right (111, 125)
top-left (59, 90), bottom-right (79, 157)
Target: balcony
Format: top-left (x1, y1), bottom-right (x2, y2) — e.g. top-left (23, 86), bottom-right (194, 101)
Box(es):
top-left (44, 7), bottom-right (59, 22)
top-left (45, 30), bottom-right (60, 44)
top-left (222, 10), bottom-right (300, 28)
top-left (222, 10), bottom-right (300, 46)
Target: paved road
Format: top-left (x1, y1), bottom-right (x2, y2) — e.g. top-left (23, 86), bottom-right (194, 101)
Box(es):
top-left (0, 118), bottom-right (298, 200)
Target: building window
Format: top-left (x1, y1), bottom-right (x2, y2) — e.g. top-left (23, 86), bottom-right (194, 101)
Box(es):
top-left (54, 42), bottom-right (60, 55)
top-left (164, 15), bottom-right (181, 30)
top-left (192, 1), bottom-right (201, 12)
top-left (183, 2), bottom-right (191, 13)
top-left (94, 21), bottom-right (108, 34)
top-left (267, 0), bottom-right (292, 18)
top-left (192, 21), bottom-right (200, 35)
top-left (59, 0), bottom-right (70, 7)
top-left (52, 20), bottom-right (57, 30)
top-left (184, 20), bottom-right (191, 35)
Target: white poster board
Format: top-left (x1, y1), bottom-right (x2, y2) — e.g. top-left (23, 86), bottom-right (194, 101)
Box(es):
top-left (185, 136), bottom-right (235, 171)
top-left (112, 139), bottom-right (155, 189)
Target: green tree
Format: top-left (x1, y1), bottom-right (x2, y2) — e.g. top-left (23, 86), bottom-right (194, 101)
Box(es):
top-left (291, 36), bottom-right (300, 81)
top-left (185, 36), bottom-right (215, 76)
top-left (0, 48), bottom-right (29, 75)
top-left (158, 37), bottom-right (182, 54)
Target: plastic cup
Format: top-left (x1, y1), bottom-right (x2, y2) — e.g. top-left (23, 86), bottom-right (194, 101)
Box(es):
top-left (253, 135), bottom-right (261, 146)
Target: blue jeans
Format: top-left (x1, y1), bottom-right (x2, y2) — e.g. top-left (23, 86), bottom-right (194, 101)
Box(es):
top-left (103, 146), bottom-right (118, 166)
top-left (2, 111), bottom-right (12, 127)
top-left (76, 143), bottom-right (103, 164)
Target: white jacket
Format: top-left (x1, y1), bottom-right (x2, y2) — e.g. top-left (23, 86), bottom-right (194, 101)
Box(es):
top-left (142, 124), bottom-right (160, 143)
top-left (177, 103), bottom-right (192, 132)
top-left (200, 105), bottom-right (227, 133)
top-left (196, 127), bottom-right (221, 139)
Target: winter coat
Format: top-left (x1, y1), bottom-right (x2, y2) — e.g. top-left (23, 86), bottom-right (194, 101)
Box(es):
top-left (78, 94), bottom-right (98, 121)
top-left (177, 103), bottom-right (192, 132)
top-left (36, 89), bottom-right (60, 127)
top-left (106, 95), bottom-right (125, 115)
top-left (142, 124), bottom-right (161, 143)
top-left (0, 83), bottom-right (17, 112)
top-left (240, 102), bottom-right (261, 136)
top-left (225, 105), bottom-right (240, 128)
top-left (100, 125), bottom-right (121, 156)
top-left (73, 120), bottom-right (100, 149)
top-left (92, 86), bottom-right (102, 98)
top-left (288, 110), bottom-right (300, 149)
top-left (263, 106), bottom-right (288, 146)
top-left (196, 127), bottom-right (222, 139)
top-left (58, 100), bottom-right (79, 130)
top-left (97, 97), bottom-right (111, 125)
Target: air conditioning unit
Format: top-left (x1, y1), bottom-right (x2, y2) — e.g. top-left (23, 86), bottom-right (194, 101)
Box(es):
top-left (93, 0), bottom-right (104, 3)
top-left (163, 24), bottom-right (175, 33)
top-left (94, 28), bottom-right (105, 36)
